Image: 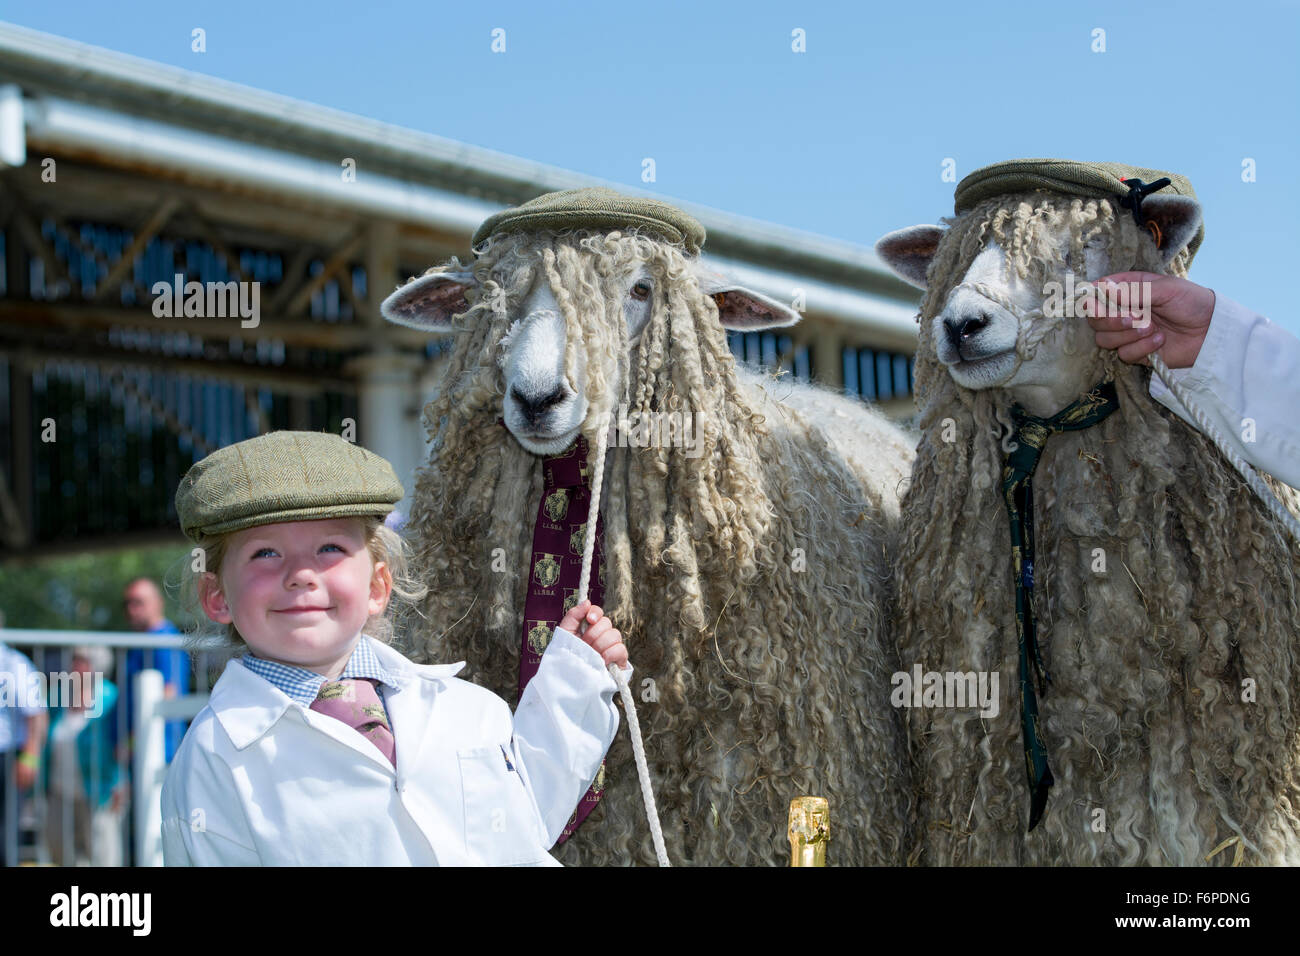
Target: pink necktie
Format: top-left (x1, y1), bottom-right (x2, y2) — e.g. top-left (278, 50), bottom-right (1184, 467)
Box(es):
top-left (309, 678), bottom-right (397, 769)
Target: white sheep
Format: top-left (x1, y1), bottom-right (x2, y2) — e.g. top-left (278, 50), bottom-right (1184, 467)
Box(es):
top-left (877, 171), bottom-right (1300, 865)
top-left (383, 190), bottom-right (916, 864)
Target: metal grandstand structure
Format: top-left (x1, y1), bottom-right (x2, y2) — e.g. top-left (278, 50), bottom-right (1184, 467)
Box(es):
top-left (0, 22), bottom-right (921, 559)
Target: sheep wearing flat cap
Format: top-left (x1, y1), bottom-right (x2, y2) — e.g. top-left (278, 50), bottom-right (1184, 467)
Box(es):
top-left (877, 160), bottom-right (1300, 866)
top-left (383, 190), bottom-right (916, 865)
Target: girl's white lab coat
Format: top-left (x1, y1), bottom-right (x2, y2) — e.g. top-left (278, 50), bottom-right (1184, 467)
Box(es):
top-left (160, 626), bottom-right (628, 866)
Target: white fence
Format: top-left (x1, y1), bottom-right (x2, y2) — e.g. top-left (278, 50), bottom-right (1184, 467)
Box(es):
top-left (1, 628), bottom-right (214, 866)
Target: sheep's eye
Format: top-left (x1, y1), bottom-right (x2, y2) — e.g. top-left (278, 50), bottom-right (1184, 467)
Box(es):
top-left (630, 280), bottom-right (652, 301)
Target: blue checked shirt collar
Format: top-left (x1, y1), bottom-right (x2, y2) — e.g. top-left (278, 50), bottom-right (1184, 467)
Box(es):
top-left (237, 634), bottom-right (400, 707)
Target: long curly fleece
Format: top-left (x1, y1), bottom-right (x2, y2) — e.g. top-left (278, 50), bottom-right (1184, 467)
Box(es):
top-left (398, 229), bottom-right (917, 865)
top-left (894, 192), bottom-right (1300, 865)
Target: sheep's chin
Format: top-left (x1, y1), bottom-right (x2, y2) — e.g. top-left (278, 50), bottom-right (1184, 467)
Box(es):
top-left (945, 350), bottom-right (1018, 390)
top-left (510, 424), bottom-right (582, 457)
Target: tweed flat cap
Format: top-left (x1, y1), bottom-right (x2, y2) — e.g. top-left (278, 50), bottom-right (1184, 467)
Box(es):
top-left (954, 158), bottom-right (1203, 264)
top-left (471, 187), bottom-right (707, 255)
top-left (175, 431), bottom-right (404, 544)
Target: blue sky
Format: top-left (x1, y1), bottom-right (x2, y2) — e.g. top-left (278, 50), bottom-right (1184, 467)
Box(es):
top-left (7, 0), bottom-right (1299, 334)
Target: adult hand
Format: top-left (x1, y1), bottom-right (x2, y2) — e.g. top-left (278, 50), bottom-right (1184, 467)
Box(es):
top-left (1083, 271), bottom-right (1215, 369)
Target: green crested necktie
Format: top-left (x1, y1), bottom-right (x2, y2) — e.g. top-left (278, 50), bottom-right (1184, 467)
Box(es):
top-left (1002, 379), bottom-right (1119, 831)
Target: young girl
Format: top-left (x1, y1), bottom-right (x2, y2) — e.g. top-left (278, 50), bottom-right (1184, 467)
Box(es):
top-left (161, 430), bottom-right (629, 866)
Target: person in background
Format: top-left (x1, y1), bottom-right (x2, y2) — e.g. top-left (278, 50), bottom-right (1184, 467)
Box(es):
top-left (1085, 272), bottom-right (1299, 489)
top-left (0, 631), bottom-right (47, 867)
top-left (120, 578), bottom-right (192, 866)
top-left (121, 578), bottom-right (191, 761)
top-left (41, 645), bottom-right (125, 866)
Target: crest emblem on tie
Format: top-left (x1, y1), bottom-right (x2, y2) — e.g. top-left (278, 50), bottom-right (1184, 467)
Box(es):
top-left (360, 703), bottom-right (390, 729)
top-left (592, 762), bottom-right (606, 795)
top-left (527, 620), bottom-right (552, 654)
top-left (1019, 421), bottom-right (1049, 450)
top-left (562, 588), bottom-right (580, 615)
top-left (532, 551), bottom-right (561, 588)
top-left (578, 453), bottom-right (590, 482)
top-left (544, 490), bottom-right (569, 522)
top-left (569, 523), bottom-right (587, 555)
top-left (316, 681), bottom-right (356, 703)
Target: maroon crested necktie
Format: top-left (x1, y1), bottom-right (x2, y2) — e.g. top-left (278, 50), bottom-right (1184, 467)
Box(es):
top-left (309, 678), bottom-right (397, 769)
top-left (505, 421), bottom-right (607, 843)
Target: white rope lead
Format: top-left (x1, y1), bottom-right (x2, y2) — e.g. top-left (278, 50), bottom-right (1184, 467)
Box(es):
top-left (1149, 353), bottom-right (1300, 543)
top-left (576, 416), bottom-right (671, 867)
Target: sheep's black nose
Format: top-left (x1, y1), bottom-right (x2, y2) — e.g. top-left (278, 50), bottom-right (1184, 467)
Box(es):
top-left (943, 314), bottom-right (991, 351)
top-left (512, 385), bottom-right (567, 424)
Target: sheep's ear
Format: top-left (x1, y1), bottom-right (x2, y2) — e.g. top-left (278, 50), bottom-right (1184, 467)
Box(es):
top-left (694, 267), bottom-right (801, 330)
top-left (380, 271), bottom-right (476, 330)
top-left (1137, 194), bottom-right (1202, 265)
top-left (875, 226), bottom-right (944, 289)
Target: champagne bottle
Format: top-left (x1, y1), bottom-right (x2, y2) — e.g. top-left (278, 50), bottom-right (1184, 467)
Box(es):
top-left (788, 796), bottom-right (829, 866)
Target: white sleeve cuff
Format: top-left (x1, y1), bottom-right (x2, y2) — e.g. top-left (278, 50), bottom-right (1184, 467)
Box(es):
top-left (1148, 290), bottom-right (1232, 406)
top-left (550, 625), bottom-right (633, 683)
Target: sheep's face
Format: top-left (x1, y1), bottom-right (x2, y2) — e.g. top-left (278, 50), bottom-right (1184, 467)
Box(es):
top-left (492, 262), bottom-right (657, 456)
top-left (875, 193), bottom-right (1202, 417)
top-left (928, 229), bottom-right (1109, 412)
top-left (380, 237), bottom-right (800, 457)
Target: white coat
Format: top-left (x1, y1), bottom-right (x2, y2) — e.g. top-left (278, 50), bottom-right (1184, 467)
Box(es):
top-left (160, 626), bottom-right (629, 866)
top-left (1149, 294), bottom-right (1300, 489)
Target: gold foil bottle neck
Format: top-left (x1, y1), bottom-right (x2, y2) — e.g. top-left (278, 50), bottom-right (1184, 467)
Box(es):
top-left (788, 796), bottom-right (829, 867)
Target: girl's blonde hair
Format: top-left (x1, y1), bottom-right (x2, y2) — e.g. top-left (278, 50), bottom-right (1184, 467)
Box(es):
top-left (172, 516), bottom-right (428, 664)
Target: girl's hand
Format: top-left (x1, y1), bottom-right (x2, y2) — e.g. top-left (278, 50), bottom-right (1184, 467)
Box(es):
top-left (558, 601), bottom-right (630, 671)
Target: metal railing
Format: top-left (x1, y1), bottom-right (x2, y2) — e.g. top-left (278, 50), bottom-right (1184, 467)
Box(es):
top-left (0, 628), bottom-right (217, 866)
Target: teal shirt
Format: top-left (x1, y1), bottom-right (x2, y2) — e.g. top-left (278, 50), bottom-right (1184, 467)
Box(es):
top-left (41, 679), bottom-right (123, 810)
